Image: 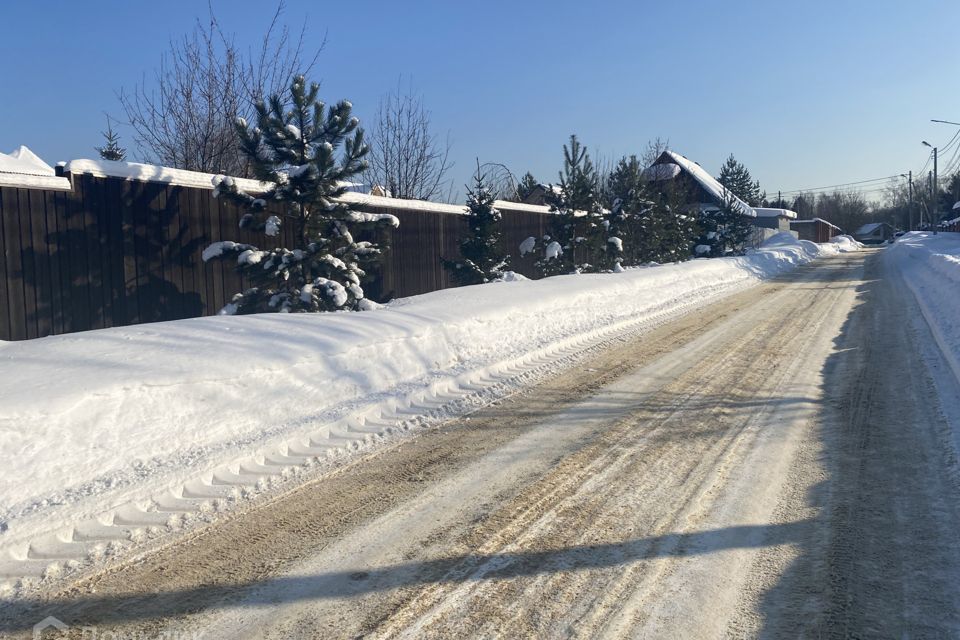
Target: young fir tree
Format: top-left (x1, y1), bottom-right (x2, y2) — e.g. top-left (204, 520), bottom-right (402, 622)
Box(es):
top-left (203, 75), bottom-right (398, 314)
top-left (605, 156), bottom-right (698, 267)
top-left (514, 171), bottom-right (539, 202)
top-left (694, 190), bottom-right (753, 257)
top-left (537, 135), bottom-right (602, 276)
top-left (603, 155), bottom-right (645, 269)
top-left (96, 122), bottom-right (126, 161)
top-left (717, 154), bottom-right (763, 206)
top-left (442, 165), bottom-right (509, 285)
top-left (647, 187), bottom-right (698, 263)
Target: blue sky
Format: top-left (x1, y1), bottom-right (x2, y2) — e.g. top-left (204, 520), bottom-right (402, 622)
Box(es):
top-left (2, 0), bottom-right (958, 202)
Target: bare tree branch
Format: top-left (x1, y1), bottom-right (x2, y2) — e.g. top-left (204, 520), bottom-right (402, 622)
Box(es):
top-left (117, 1), bottom-right (323, 177)
top-left (363, 80), bottom-right (454, 201)
top-left (477, 162), bottom-right (519, 200)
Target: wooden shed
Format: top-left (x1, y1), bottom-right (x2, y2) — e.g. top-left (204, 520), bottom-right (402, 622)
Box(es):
top-left (790, 218), bottom-right (843, 243)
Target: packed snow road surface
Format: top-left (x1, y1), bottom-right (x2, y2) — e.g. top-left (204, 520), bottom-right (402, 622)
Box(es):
top-left (5, 248), bottom-right (960, 638)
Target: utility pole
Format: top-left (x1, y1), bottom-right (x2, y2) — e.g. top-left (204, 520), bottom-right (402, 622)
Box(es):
top-left (908, 170), bottom-right (913, 231)
top-left (933, 147), bottom-right (939, 234)
top-left (923, 140), bottom-right (940, 234)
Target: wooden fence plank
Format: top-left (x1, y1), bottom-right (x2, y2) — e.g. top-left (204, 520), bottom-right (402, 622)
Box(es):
top-left (118, 180), bottom-right (140, 326)
top-left (78, 176), bottom-right (106, 330)
top-left (67, 176), bottom-right (93, 331)
top-left (27, 189), bottom-right (53, 337)
top-left (15, 189), bottom-right (40, 339)
top-left (0, 188), bottom-right (11, 340)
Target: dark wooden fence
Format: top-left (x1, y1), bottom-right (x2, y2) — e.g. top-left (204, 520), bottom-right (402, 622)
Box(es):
top-left (0, 172), bottom-right (549, 341)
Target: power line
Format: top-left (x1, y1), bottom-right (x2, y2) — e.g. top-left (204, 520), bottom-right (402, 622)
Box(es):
top-left (775, 174), bottom-right (903, 196)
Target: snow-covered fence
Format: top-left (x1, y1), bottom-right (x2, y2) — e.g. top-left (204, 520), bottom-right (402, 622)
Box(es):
top-left (0, 162), bottom-right (551, 341)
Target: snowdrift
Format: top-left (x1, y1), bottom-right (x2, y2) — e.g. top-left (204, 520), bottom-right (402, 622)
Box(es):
top-left (887, 232), bottom-right (960, 385)
top-left (0, 240), bottom-right (840, 587)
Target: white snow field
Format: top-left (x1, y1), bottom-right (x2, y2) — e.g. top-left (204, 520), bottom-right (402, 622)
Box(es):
top-left (0, 238), bottom-right (844, 590)
top-left (887, 232), bottom-right (960, 387)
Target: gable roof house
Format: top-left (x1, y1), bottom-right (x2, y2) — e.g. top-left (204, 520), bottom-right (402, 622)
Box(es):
top-left (643, 150), bottom-right (756, 219)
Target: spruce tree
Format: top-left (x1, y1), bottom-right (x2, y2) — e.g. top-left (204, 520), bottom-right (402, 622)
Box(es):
top-left (605, 156), bottom-right (698, 267)
top-left (604, 156), bottom-right (645, 269)
top-left (203, 75), bottom-right (398, 314)
top-left (717, 154), bottom-right (763, 206)
top-left (537, 135), bottom-right (602, 276)
top-left (694, 190), bottom-right (754, 257)
top-left (96, 122), bottom-right (126, 161)
top-left (442, 165), bottom-right (509, 285)
top-left (514, 172), bottom-right (539, 202)
top-left (648, 188), bottom-right (698, 263)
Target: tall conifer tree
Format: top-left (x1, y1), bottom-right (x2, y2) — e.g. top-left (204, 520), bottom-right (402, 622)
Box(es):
top-left (203, 75), bottom-right (398, 314)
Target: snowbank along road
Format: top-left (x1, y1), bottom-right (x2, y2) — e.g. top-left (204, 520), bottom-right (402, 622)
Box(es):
top-left (4, 248), bottom-right (960, 638)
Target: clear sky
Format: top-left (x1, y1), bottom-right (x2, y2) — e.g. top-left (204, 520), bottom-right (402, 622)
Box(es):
top-left (2, 0), bottom-right (958, 202)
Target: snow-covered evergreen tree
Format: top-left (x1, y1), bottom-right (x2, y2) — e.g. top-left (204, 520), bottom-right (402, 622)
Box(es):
top-left (717, 154), bottom-right (763, 206)
top-left (694, 190), bottom-right (753, 257)
top-left (602, 155), bottom-right (644, 270)
top-left (514, 171), bottom-right (539, 201)
top-left (442, 166), bottom-right (509, 285)
top-left (203, 75), bottom-right (398, 314)
top-left (647, 189), bottom-right (698, 263)
top-left (96, 122), bottom-right (126, 161)
top-left (537, 135), bottom-right (603, 276)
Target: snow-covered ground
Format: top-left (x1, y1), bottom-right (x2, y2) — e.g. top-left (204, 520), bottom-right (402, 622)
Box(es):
top-left (0, 237), bottom-right (846, 589)
top-left (887, 232), bottom-right (960, 387)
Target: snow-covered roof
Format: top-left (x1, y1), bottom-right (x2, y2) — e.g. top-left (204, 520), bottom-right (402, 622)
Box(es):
top-left (855, 222), bottom-right (884, 235)
top-left (63, 158), bottom-right (553, 216)
top-left (789, 217), bottom-right (842, 231)
top-left (753, 207), bottom-right (798, 220)
top-left (0, 146), bottom-right (72, 191)
top-left (641, 163), bottom-right (681, 181)
top-left (657, 151), bottom-right (755, 217)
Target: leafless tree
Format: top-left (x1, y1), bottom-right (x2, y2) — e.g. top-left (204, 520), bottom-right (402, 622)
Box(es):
top-left (118, 2), bottom-right (323, 176)
top-left (641, 137), bottom-right (670, 167)
top-left (364, 82), bottom-right (454, 201)
top-left (477, 162), bottom-right (519, 201)
top-left (814, 191), bottom-right (871, 233)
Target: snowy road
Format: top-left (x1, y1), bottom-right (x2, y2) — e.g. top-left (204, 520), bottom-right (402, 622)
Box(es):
top-left (5, 249), bottom-right (960, 638)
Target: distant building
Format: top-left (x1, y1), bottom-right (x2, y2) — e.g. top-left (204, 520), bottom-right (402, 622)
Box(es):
top-left (790, 218), bottom-right (843, 243)
top-left (520, 183), bottom-right (560, 206)
top-left (854, 222), bottom-right (894, 244)
top-left (753, 207), bottom-right (797, 232)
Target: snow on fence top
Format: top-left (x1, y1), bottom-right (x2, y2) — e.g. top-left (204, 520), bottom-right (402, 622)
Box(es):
top-left (753, 207), bottom-right (798, 219)
top-left (62, 158), bottom-right (552, 216)
top-left (661, 150), bottom-right (755, 217)
top-left (0, 146), bottom-right (71, 191)
top-left (63, 158), bottom-right (270, 193)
